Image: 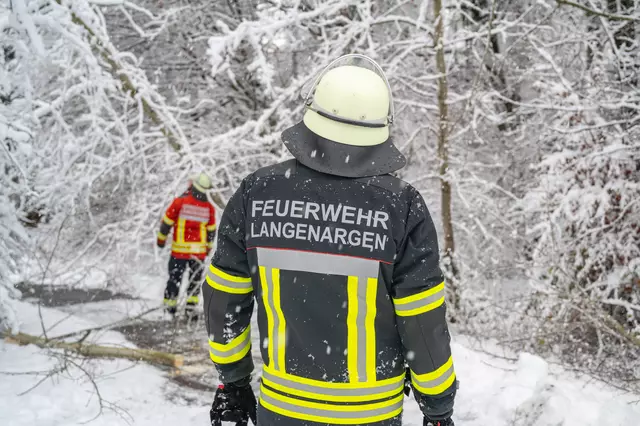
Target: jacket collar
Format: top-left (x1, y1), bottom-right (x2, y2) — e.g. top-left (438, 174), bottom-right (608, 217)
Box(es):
top-left (281, 121), bottom-right (406, 178)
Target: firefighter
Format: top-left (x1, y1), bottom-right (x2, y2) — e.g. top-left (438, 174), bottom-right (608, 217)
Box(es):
top-left (157, 173), bottom-right (216, 317)
top-left (204, 55), bottom-right (457, 426)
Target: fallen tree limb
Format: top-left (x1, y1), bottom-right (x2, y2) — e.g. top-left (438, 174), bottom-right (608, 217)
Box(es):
top-left (3, 332), bottom-right (184, 368)
top-left (49, 306), bottom-right (162, 342)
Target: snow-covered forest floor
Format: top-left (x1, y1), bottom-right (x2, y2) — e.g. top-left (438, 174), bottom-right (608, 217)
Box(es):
top-left (2, 268), bottom-right (640, 426)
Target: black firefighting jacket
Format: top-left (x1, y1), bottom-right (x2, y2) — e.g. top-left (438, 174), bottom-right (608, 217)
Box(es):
top-left (203, 124), bottom-right (456, 426)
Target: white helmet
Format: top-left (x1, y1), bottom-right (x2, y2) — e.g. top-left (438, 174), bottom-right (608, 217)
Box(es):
top-left (191, 172), bottom-right (212, 192)
top-left (303, 54), bottom-right (394, 146)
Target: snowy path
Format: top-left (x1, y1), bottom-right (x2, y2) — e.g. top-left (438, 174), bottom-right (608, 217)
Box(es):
top-left (2, 299), bottom-right (640, 426)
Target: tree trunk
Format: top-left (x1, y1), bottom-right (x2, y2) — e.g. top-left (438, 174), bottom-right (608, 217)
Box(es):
top-left (4, 332), bottom-right (184, 368)
top-left (433, 0), bottom-right (459, 313)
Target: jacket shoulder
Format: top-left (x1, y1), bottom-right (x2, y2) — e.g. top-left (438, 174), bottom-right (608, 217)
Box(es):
top-left (356, 174), bottom-right (414, 197)
top-left (251, 159), bottom-right (298, 179)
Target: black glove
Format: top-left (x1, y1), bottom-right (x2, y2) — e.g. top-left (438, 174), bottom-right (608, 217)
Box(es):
top-left (404, 367), bottom-right (412, 396)
top-left (210, 379), bottom-right (257, 426)
top-left (424, 418), bottom-right (454, 426)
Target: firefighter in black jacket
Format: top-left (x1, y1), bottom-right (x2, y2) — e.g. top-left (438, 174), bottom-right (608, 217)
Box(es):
top-left (204, 55), bottom-right (457, 426)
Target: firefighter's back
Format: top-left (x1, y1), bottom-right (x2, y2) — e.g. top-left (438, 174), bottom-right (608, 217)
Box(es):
top-left (245, 159), bottom-right (414, 426)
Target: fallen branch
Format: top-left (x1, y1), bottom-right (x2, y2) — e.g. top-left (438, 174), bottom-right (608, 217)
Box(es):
top-left (556, 0), bottom-right (639, 21)
top-left (3, 332), bottom-right (184, 368)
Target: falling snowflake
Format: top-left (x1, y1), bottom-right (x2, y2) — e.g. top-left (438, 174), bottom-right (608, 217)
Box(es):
top-left (263, 338), bottom-right (269, 349)
top-left (345, 155), bottom-right (350, 163)
top-left (326, 346), bottom-right (332, 355)
top-left (311, 150), bottom-right (317, 158)
top-left (285, 168), bottom-right (291, 178)
top-left (407, 351), bottom-right (415, 361)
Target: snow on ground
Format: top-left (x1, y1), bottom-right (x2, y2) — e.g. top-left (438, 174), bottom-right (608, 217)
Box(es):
top-left (2, 299), bottom-right (640, 426)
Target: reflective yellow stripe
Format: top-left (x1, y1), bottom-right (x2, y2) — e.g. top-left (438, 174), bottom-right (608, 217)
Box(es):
top-left (259, 385), bottom-right (403, 424)
top-left (260, 372), bottom-right (403, 403)
top-left (411, 356), bottom-right (456, 395)
top-left (206, 275), bottom-right (252, 294)
top-left (393, 282), bottom-right (446, 317)
top-left (209, 341), bottom-right (251, 364)
top-left (260, 266), bottom-right (276, 368)
top-left (206, 265), bottom-right (252, 294)
top-left (347, 276), bottom-right (359, 382)
top-left (200, 222), bottom-right (207, 243)
top-left (261, 384), bottom-right (402, 411)
top-left (210, 265), bottom-right (251, 283)
top-left (394, 282), bottom-right (445, 305)
top-left (186, 295), bottom-right (199, 304)
top-left (171, 244), bottom-right (208, 254)
top-left (207, 223), bottom-right (217, 231)
top-left (157, 232), bottom-right (167, 241)
top-left (262, 364), bottom-right (404, 390)
top-left (365, 278), bottom-right (377, 380)
top-left (396, 297), bottom-right (445, 317)
top-left (176, 218), bottom-right (186, 243)
top-left (209, 326), bottom-right (250, 352)
top-left (162, 214), bottom-right (175, 226)
top-left (272, 268), bottom-right (287, 371)
top-left (163, 298), bottom-right (177, 307)
top-left (207, 242), bottom-right (214, 249)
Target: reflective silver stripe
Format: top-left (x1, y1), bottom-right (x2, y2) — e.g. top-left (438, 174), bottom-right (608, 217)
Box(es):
top-left (394, 287), bottom-right (444, 313)
top-left (261, 369), bottom-right (403, 398)
top-left (179, 213), bottom-right (208, 222)
top-left (206, 268), bottom-right (253, 291)
top-left (411, 363), bottom-right (455, 390)
top-left (260, 388), bottom-right (403, 421)
top-left (356, 276), bottom-right (368, 382)
top-left (256, 247), bottom-right (378, 277)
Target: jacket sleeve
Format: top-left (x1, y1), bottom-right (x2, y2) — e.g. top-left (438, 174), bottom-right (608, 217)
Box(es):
top-left (392, 189), bottom-right (456, 420)
top-left (202, 180), bottom-right (254, 384)
top-left (206, 205), bottom-right (217, 251)
top-left (158, 198), bottom-right (182, 245)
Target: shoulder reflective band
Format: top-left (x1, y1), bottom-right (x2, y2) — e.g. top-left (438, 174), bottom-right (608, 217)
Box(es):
top-left (206, 265), bottom-right (253, 294)
top-left (207, 224), bottom-right (217, 231)
top-left (209, 326), bottom-right (251, 364)
top-left (261, 365), bottom-right (404, 403)
top-left (410, 356), bottom-right (456, 396)
top-left (162, 214), bottom-right (175, 226)
top-left (393, 282), bottom-right (445, 316)
top-left (259, 384), bottom-right (403, 425)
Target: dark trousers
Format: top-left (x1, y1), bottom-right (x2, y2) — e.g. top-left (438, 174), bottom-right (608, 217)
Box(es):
top-left (164, 256), bottom-right (204, 304)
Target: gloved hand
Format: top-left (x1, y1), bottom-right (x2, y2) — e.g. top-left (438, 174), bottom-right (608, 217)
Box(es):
top-left (210, 378), bottom-right (257, 426)
top-left (424, 417), bottom-right (454, 426)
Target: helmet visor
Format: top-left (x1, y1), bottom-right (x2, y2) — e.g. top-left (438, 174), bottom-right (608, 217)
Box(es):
top-left (303, 54), bottom-right (394, 127)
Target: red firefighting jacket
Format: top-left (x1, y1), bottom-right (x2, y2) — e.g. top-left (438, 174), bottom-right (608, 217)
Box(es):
top-left (157, 189), bottom-right (217, 260)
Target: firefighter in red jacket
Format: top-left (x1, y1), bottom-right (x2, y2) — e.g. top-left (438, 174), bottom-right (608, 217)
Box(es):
top-left (157, 173), bottom-right (216, 316)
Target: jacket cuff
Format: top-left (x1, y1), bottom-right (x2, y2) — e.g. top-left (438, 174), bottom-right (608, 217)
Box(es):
top-left (215, 355), bottom-right (254, 385)
top-left (414, 381), bottom-right (457, 420)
